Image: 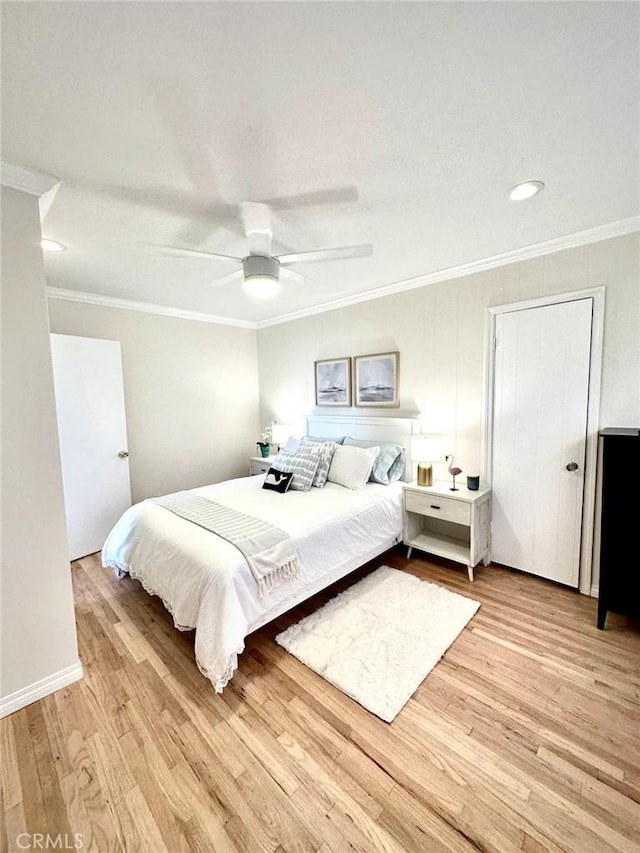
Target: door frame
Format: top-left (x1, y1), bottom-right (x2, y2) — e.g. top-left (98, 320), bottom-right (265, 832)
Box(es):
top-left (483, 287), bottom-right (605, 595)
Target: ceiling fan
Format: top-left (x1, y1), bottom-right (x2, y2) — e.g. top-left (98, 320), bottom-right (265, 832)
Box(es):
top-left (153, 201), bottom-right (373, 299)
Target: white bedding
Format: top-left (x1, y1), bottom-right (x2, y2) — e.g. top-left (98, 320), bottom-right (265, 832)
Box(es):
top-left (102, 475), bottom-right (403, 690)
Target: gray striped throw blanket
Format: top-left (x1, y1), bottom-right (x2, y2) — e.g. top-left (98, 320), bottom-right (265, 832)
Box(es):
top-left (153, 491), bottom-right (299, 597)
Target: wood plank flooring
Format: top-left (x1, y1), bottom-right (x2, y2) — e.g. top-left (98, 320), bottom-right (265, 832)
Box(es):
top-left (2, 550), bottom-right (640, 852)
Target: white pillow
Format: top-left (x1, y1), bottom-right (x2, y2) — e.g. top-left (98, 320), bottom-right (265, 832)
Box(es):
top-left (327, 444), bottom-right (379, 490)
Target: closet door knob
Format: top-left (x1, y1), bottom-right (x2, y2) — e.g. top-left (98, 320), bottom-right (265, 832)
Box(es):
top-left (566, 461), bottom-right (578, 471)
top-left (118, 450), bottom-right (129, 459)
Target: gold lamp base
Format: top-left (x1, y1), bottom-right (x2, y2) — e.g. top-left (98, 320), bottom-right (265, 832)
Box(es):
top-left (417, 462), bottom-right (433, 487)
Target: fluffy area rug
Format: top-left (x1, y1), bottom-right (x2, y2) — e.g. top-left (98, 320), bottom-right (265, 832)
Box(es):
top-left (275, 566), bottom-right (480, 722)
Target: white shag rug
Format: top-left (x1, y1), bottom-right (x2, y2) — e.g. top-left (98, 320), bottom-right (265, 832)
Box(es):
top-left (275, 566), bottom-right (480, 722)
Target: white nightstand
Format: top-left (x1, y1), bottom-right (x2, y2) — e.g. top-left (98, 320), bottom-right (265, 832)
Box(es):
top-left (403, 480), bottom-right (491, 581)
top-left (249, 455), bottom-right (278, 476)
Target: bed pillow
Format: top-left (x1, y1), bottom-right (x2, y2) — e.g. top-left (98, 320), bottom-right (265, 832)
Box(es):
top-left (262, 468), bottom-right (293, 493)
top-left (271, 450), bottom-right (320, 492)
top-left (327, 444), bottom-right (379, 490)
top-left (343, 437), bottom-right (406, 484)
top-left (284, 435), bottom-right (345, 454)
top-left (298, 439), bottom-right (338, 488)
top-left (305, 435), bottom-right (345, 445)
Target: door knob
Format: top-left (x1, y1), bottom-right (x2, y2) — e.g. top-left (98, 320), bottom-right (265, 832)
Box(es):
top-left (118, 450), bottom-right (129, 458)
top-left (566, 461), bottom-right (578, 471)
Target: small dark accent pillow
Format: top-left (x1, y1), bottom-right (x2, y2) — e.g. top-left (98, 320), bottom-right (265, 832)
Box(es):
top-left (262, 468), bottom-right (294, 493)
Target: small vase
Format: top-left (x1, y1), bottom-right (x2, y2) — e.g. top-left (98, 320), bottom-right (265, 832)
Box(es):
top-left (259, 445), bottom-right (270, 458)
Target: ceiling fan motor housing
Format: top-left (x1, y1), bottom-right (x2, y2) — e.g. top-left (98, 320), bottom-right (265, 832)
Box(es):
top-left (242, 254), bottom-right (280, 281)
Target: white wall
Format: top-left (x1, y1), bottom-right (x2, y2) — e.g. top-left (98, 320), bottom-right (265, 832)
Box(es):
top-left (257, 233), bottom-right (639, 591)
top-left (48, 300), bottom-right (261, 502)
top-left (257, 233), bottom-right (639, 484)
top-left (1, 186), bottom-right (81, 712)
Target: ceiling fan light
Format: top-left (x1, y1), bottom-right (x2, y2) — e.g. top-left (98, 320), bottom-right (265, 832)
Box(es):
top-left (507, 180), bottom-right (545, 201)
top-left (241, 254), bottom-right (281, 298)
top-left (242, 274), bottom-right (281, 299)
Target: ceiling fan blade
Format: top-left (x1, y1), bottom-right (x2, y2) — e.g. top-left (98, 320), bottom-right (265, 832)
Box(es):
top-left (90, 182), bottom-right (243, 248)
top-left (240, 202), bottom-right (273, 256)
top-left (147, 243), bottom-right (241, 262)
top-left (209, 269), bottom-right (243, 289)
top-left (281, 267), bottom-right (305, 285)
top-left (264, 186), bottom-right (359, 211)
top-left (277, 244), bottom-right (373, 266)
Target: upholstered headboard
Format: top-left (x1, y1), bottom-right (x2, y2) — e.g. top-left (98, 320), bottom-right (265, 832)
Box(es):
top-left (305, 415), bottom-right (419, 482)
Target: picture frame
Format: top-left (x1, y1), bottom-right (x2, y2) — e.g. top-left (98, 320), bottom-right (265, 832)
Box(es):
top-left (314, 357), bottom-right (351, 406)
top-left (354, 351), bottom-right (399, 407)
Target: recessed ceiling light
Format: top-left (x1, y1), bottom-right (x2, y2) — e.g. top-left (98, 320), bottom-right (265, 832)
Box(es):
top-left (507, 181), bottom-right (545, 201)
top-left (41, 238), bottom-right (67, 252)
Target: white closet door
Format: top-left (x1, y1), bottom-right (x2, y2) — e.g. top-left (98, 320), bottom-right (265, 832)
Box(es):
top-left (51, 334), bottom-right (131, 560)
top-left (491, 298), bottom-right (592, 587)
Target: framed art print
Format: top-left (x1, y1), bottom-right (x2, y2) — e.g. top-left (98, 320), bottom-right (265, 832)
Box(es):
top-left (315, 357), bottom-right (351, 406)
top-left (354, 351), bottom-right (399, 407)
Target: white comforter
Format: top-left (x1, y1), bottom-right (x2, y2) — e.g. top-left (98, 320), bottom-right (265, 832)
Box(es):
top-left (102, 475), bottom-right (403, 690)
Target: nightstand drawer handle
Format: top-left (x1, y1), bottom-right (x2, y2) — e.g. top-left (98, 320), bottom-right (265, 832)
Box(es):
top-left (430, 504), bottom-right (441, 510)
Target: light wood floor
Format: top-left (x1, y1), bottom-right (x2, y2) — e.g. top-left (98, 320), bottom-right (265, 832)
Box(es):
top-left (2, 551), bottom-right (640, 853)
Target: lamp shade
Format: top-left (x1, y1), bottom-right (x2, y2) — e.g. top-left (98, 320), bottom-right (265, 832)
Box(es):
top-left (271, 423), bottom-right (294, 446)
top-left (410, 434), bottom-right (441, 462)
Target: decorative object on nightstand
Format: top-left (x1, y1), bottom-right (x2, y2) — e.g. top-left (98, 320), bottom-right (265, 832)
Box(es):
top-left (402, 480), bottom-right (491, 581)
top-left (257, 424), bottom-right (273, 457)
top-left (466, 475), bottom-right (480, 491)
top-left (410, 434), bottom-right (441, 486)
top-left (446, 454), bottom-right (462, 491)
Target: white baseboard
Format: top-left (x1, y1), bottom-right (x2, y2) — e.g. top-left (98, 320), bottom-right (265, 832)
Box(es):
top-left (0, 660), bottom-right (83, 719)
top-left (590, 585), bottom-right (599, 599)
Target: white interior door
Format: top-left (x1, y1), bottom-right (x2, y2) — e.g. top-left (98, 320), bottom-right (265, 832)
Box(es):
top-left (491, 298), bottom-right (592, 587)
top-left (51, 334), bottom-right (131, 560)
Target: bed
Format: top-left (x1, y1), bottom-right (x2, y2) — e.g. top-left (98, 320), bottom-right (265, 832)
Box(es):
top-left (102, 415), bottom-right (418, 690)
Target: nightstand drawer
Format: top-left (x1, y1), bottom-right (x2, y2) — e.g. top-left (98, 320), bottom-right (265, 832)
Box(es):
top-left (404, 490), bottom-right (471, 525)
top-left (249, 456), bottom-right (276, 476)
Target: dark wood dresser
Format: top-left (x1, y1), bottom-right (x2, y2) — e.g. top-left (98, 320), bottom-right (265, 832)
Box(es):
top-left (597, 427), bottom-right (640, 629)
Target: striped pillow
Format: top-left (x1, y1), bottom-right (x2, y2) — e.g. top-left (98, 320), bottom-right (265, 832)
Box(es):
top-left (271, 450), bottom-right (320, 492)
top-left (298, 439), bottom-right (338, 488)
top-left (371, 443), bottom-right (406, 484)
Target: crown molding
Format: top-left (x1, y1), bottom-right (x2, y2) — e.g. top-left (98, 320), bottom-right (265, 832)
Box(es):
top-left (1, 161), bottom-right (59, 196)
top-left (46, 287), bottom-right (257, 329)
top-left (2, 162), bottom-right (62, 223)
top-left (256, 216), bottom-right (640, 328)
top-left (45, 216), bottom-right (638, 331)
top-left (39, 182), bottom-right (62, 223)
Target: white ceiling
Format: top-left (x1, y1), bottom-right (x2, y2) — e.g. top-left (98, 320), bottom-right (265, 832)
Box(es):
top-left (3, 2), bottom-right (639, 326)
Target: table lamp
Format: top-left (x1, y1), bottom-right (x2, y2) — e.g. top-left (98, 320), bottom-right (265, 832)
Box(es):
top-left (271, 423), bottom-right (295, 451)
top-left (410, 435), bottom-right (441, 486)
